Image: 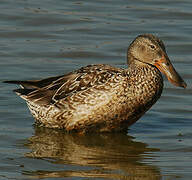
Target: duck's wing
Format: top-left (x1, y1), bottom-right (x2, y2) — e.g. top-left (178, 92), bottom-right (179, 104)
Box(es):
top-left (3, 75), bottom-right (63, 89)
top-left (4, 64), bottom-right (123, 105)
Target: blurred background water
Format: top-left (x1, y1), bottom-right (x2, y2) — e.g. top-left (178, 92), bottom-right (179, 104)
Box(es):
top-left (0, 0), bottom-right (192, 179)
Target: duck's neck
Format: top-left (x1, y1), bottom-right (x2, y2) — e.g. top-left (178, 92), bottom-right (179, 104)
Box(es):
top-left (127, 60), bottom-right (164, 103)
top-left (127, 60), bottom-right (162, 81)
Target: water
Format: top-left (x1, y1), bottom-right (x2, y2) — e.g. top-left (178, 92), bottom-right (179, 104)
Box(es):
top-left (0, 0), bottom-right (192, 179)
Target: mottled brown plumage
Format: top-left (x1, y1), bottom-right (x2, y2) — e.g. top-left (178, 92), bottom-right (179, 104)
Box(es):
top-left (4, 34), bottom-right (187, 133)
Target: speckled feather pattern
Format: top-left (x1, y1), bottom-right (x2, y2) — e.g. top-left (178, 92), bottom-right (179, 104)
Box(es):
top-left (25, 63), bottom-right (163, 132)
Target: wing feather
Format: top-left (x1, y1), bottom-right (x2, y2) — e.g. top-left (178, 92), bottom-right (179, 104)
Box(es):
top-left (5, 64), bottom-right (123, 105)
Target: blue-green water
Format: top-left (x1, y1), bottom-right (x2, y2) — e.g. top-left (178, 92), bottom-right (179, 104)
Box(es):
top-left (1, 0), bottom-right (192, 179)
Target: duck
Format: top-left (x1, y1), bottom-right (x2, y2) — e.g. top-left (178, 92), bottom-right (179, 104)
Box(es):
top-left (4, 34), bottom-right (187, 133)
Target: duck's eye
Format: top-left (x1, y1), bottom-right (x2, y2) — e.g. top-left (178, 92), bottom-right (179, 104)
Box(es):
top-left (149, 44), bottom-right (155, 49)
top-left (150, 45), bottom-right (155, 49)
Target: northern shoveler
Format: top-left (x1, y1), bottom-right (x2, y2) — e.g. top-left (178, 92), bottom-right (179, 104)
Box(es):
top-left (4, 34), bottom-right (187, 132)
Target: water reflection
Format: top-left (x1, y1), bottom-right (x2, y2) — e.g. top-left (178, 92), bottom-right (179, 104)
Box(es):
top-left (23, 127), bottom-right (161, 179)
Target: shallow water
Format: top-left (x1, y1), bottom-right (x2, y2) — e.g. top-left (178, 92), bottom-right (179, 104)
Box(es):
top-left (0, 0), bottom-right (192, 179)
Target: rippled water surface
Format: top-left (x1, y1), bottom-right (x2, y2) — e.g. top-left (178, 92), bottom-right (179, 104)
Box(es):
top-left (1, 0), bottom-right (192, 179)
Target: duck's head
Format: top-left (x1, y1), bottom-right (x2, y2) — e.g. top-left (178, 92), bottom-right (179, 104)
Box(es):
top-left (127, 34), bottom-right (187, 88)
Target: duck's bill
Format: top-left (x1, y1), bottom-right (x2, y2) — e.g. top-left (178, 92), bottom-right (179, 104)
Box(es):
top-left (154, 55), bottom-right (187, 88)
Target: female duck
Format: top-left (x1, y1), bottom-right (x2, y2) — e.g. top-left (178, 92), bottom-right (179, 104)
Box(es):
top-left (4, 34), bottom-right (187, 132)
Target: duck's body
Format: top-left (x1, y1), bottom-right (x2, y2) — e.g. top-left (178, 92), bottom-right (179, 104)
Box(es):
top-left (4, 34), bottom-right (186, 133)
top-left (24, 63), bottom-right (163, 132)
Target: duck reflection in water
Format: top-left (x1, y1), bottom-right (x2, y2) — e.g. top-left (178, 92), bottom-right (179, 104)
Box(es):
top-left (23, 126), bottom-right (161, 180)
